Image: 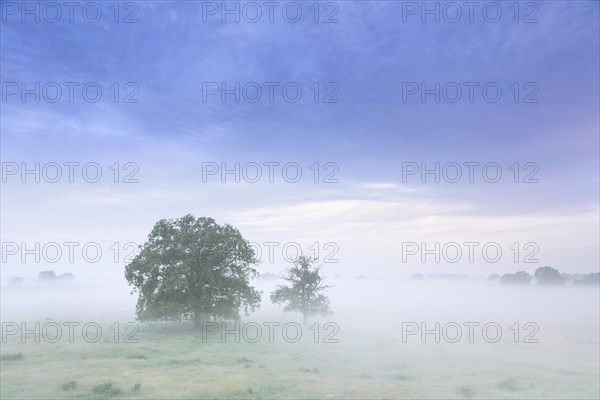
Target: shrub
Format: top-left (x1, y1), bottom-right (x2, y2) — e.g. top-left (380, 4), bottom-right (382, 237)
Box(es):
top-left (299, 367), bottom-right (320, 373)
top-left (92, 383), bottom-right (123, 397)
top-left (391, 373), bottom-right (413, 381)
top-left (498, 378), bottom-right (519, 391)
top-left (61, 381), bottom-right (77, 391)
top-left (1, 353), bottom-right (23, 361)
top-left (126, 353), bottom-right (147, 360)
top-left (38, 270), bottom-right (57, 280)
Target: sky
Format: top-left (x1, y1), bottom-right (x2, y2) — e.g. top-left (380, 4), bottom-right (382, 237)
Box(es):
top-left (1, 0), bottom-right (599, 284)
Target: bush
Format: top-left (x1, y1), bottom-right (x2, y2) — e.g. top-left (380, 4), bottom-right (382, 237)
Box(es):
top-left (299, 367), bottom-right (320, 373)
top-left (38, 270), bottom-right (57, 280)
top-left (92, 383), bottom-right (123, 397)
top-left (459, 386), bottom-right (475, 398)
top-left (1, 353), bottom-right (23, 361)
top-left (126, 353), bottom-right (147, 360)
top-left (391, 373), bottom-right (413, 381)
top-left (61, 381), bottom-right (77, 391)
top-left (498, 378), bottom-right (519, 391)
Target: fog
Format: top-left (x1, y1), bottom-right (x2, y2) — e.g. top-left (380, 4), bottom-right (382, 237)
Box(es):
top-left (2, 0), bottom-right (599, 398)
top-left (3, 277), bottom-right (598, 342)
top-left (2, 265), bottom-right (599, 398)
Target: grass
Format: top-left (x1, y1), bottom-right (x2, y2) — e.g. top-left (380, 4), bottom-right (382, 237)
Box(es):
top-left (92, 383), bottom-right (123, 397)
top-left (0, 319), bottom-right (598, 399)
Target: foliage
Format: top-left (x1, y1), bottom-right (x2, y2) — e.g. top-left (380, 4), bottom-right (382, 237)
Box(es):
top-left (60, 381), bottom-right (77, 391)
top-left (270, 255), bottom-right (332, 324)
top-left (125, 215), bottom-right (261, 325)
top-left (534, 266), bottom-right (565, 285)
top-left (1, 353), bottom-right (23, 361)
top-left (38, 271), bottom-right (56, 280)
top-left (499, 271), bottom-right (532, 285)
top-left (92, 382), bottom-right (123, 397)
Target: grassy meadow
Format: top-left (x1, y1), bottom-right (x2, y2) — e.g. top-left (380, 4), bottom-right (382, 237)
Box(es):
top-left (1, 280), bottom-right (599, 399)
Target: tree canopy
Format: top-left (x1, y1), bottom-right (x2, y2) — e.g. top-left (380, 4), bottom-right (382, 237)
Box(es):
top-left (124, 215), bottom-right (262, 326)
top-left (500, 271), bottom-right (532, 285)
top-left (574, 272), bottom-right (600, 286)
top-left (534, 266), bottom-right (565, 285)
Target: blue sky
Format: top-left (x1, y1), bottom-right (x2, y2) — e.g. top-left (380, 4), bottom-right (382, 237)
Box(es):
top-left (1, 1), bottom-right (599, 281)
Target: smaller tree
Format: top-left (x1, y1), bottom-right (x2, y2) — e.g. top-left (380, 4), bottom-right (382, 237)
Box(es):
top-left (38, 271), bottom-right (57, 280)
top-left (270, 255), bottom-right (333, 325)
top-left (534, 266), bottom-right (565, 286)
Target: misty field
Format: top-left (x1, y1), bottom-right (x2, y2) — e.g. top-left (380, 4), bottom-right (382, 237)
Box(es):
top-left (1, 280), bottom-right (598, 399)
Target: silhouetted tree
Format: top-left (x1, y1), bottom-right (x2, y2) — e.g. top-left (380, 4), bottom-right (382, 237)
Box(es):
top-left (534, 266), bottom-right (565, 286)
top-left (500, 271), bottom-right (532, 285)
top-left (270, 255), bottom-right (332, 325)
top-left (38, 270), bottom-right (58, 281)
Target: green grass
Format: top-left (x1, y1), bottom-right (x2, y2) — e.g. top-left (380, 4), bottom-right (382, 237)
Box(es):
top-left (1, 320), bottom-right (598, 399)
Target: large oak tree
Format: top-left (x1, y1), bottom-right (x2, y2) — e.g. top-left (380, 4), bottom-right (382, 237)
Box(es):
top-left (125, 215), bottom-right (261, 327)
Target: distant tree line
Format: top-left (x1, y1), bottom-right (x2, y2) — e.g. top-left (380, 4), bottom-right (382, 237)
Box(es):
top-left (409, 267), bottom-right (599, 286)
top-left (497, 266), bottom-right (598, 286)
top-left (7, 270), bottom-right (75, 286)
